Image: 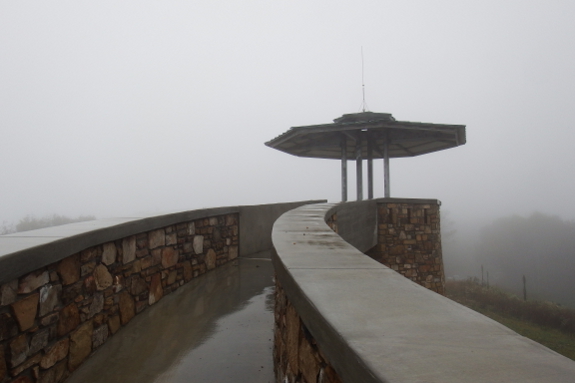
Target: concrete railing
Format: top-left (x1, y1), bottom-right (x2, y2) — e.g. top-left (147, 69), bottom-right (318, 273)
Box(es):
top-left (0, 200), bottom-right (321, 383)
top-left (272, 200), bottom-right (575, 383)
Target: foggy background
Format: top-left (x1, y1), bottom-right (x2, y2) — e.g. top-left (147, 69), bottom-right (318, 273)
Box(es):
top-left (2, 2), bottom-right (575, 303)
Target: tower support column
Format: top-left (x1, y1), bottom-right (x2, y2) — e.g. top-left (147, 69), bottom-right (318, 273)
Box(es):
top-left (384, 131), bottom-right (390, 198)
top-left (341, 134), bottom-right (347, 202)
top-left (356, 133), bottom-right (363, 201)
top-left (367, 132), bottom-right (373, 199)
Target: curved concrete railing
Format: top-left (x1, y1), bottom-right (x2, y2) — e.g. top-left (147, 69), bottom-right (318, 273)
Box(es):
top-left (0, 200), bottom-right (321, 383)
top-left (0, 208), bottom-right (238, 286)
top-left (272, 201), bottom-right (575, 383)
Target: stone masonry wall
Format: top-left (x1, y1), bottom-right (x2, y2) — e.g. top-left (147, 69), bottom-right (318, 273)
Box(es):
top-left (0, 214), bottom-right (238, 383)
top-left (367, 202), bottom-right (444, 294)
top-left (274, 281), bottom-right (342, 383)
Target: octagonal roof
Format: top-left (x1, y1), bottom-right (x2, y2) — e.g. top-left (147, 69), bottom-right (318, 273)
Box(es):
top-left (265, 112), bottom-right (466, 159)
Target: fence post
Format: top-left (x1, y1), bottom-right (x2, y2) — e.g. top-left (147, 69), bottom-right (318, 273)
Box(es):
top-left (523, 275), bottom-right (527, 301)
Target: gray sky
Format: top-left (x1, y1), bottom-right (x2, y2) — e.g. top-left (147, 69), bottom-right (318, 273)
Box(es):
top-left (1, 1), bottom-right (575, 230)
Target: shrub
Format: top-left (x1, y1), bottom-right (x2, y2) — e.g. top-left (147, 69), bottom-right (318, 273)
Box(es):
top-left (446, 279), bottom-right (575, 334)
top-left (1, 214), bottom-right (95, 234)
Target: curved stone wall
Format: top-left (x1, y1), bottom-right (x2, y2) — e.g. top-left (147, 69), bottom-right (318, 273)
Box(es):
top-left (272, 201), bottom-right (575, 383)
top-left (0, 200), bottom-right (320, 383)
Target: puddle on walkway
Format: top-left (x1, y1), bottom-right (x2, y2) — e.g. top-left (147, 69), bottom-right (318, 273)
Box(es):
top-left (67, 258), bottom-right (275, 383)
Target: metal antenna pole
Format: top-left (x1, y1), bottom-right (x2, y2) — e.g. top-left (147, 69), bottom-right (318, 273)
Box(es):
top-left (360, 47), bottom-right (369, 112)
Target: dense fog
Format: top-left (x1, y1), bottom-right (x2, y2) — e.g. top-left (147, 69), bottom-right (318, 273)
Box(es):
top-left (2, 2), bottom-right (575, 304)
top-left (444, 212), bottom-right (575, 307)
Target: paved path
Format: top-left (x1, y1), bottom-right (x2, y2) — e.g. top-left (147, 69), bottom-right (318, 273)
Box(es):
top-left (67, 258), bottom-right (275, 383)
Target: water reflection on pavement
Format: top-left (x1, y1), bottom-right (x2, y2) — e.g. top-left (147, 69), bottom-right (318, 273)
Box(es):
top-left (67, 258), bottom-right (275, 383)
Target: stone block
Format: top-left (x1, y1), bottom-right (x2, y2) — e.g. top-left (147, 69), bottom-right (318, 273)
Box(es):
top-left (92, 324), bottom-right (108, 349)
top-left (122, 236), bottom-right (136, 264)
top-left (205, 249), bottom-right (217, 270)
top-left (229, 246), bottom-right (238, 260)
top-left (182, 242), bottom-right (193, 254)
top-left (10, 334), bottom-right (29, 367)
top-left (29, 328), bottom-right (50, 355)
top-left (167, 270), bottom-right (177, 285)
top-left (57, 255), bottom-right (80, 286)
top-left (141, 255), bottom-right (155, 270)
top-left (11, 376), bottom-right (33, 383)
top-left (88, 293), bottom-right (104, 319)
top-left (151, 248), bottom-right (162, 265)
top-left (93, 264), bottom-right (113, 291)
top-left (69, 321), bottom-right (93, 371)
top-left (61, 281), bottom-right (83, 306)
top-left (135, 301), bottom-right (147, 314)
top-left (39, 284), bottom-right (62, 317)
top-left (80, 262), bottom-right (96, 277)
top-left (127, 275), bottom-right (147, 296)
top-left (286, 304), bottom-right (299, 374)
top-left (187, 222), bottom-right (195, 235)
top-left (148, 229), bottom-right (165, 250)
top-left (80, 248), bottom-right (98, 263)
top-left (166, 233), bottom-right (177, 246)
top-left (299, 337), bottom-right (320, 383)
top-left (132, 259), bottom-right (142, 273)
top-left (101, 242), bottom-right (117, 265)
top-left (193, 235), bottom-right (204, 254)
top-left (83, 275), bottom-right (96, 296)
top-left (136, 233), bottom-right (148, 249)
top-left (18, 271), bottom-right (49, 294)
top-left (226, 214), bottom-right (237, 226)
top-left (0, 312), bottom-right (18, 341)
top-left (112, 275), bottom-right (124, 294)
top-left (161, 247), bottom-right (179, 269)
top-left (40, 338), bottom-right (69, 369)
top-left (136, 249), bottom-right (149, 259)
top-left (57, 303), bottom-right (80, 337)
top-left (108, 315), bottom-right (121, 335)
top-left (12, 293), bottom-right (39, 331)
top-left (148, 274), bottom-right (163, 305)
top-left (92, 313), bottom-right (105, 327)
top-left (0, 345), bottom-right (6, 381)
top-left (40, 313), bottom-right (59, 328)
top-left (183, 261), bottom-right (193, 282)
top-left (1, 279), bottom-right (18, 306)
top-left (118, 292), bottom-right (135, 325)
top-left (11, 352), bottom-right (42, 377)
top-left (40, 359), bottom-right (68, 383)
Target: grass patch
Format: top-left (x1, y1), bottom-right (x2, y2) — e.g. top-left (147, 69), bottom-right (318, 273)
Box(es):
top-left (446, 279), bottom-right (575, 361)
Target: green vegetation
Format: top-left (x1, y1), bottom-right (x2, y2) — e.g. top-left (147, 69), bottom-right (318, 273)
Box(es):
top-left (0, 214), bottom-right (95, 234)
top-left (446, 279), bottom-right (575, 361)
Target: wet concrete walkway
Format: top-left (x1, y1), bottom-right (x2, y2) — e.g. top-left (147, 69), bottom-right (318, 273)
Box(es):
top-left (67, 258), bottom-right (275, 383)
